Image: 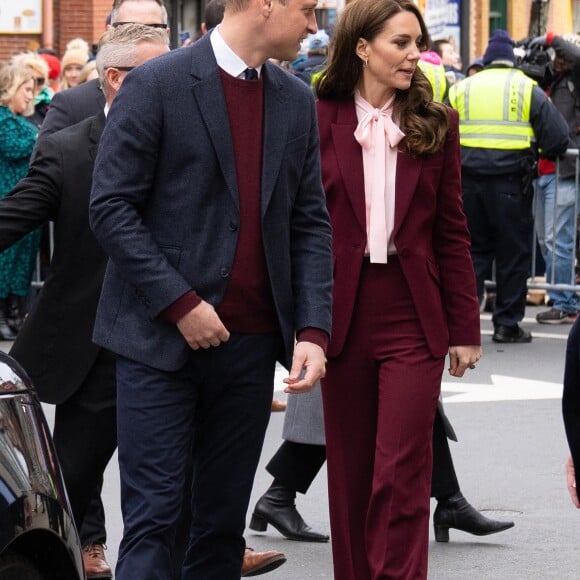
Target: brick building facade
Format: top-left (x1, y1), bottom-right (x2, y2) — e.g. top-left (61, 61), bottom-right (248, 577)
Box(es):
top-left (0, 1), bottom-right (577, 69)
top-left (0, 0), bottom-right (110, 62)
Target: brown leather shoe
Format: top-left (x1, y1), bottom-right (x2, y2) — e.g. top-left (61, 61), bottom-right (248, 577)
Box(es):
top-left (271, 399), bottom-right (287, 412)
top-left (241, 547), bottom-right (286, 577)
top-left (82, 544), bottom-right (112, 579)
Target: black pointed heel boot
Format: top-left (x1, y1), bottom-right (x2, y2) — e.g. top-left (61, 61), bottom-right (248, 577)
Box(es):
top-left (249, 481), bottom-right (329, 542)
top-left (433, 491), bottom-right (515, 543)
top-left (0, 299), bottom-right (17, 340)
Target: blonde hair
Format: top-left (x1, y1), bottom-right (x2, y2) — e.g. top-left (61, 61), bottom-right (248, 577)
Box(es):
top-left (11, 52), bottom-right (49, 82)
top-left (60, 38), bottom-right (91, 90)
top-left (0, 63), bottom-right (34, 109)
top-left (79, 60), bottom-right (98, 84)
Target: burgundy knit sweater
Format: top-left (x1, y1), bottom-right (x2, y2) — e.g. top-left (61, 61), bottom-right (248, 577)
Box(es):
top-left (163, 70), bottom-right (327, 351)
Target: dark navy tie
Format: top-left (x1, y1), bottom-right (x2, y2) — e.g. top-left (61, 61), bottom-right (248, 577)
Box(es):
top-left (244, 67), bottom-right (258, 80)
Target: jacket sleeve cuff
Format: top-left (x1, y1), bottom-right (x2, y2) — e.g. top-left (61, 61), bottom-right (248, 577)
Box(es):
top-left (296, 328), bottom-right (329, 354)
top-left (161, 290), bottom-right (202, 324)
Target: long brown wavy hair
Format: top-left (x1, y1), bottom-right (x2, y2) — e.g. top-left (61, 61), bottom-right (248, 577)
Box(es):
top-left (315, 0), bottom-right (448, 156)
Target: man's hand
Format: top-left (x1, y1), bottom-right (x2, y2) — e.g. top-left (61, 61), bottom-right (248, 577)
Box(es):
top-left (283, 341), bottom-right (326, 394)
top-left (566, 455), bottom-right (580, 508)
top-left (176, 300), bottom-right (230, 350)
top-left (448, 345), bottom-right (482, 377)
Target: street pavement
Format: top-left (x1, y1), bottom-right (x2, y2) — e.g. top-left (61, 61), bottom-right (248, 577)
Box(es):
top-left (2, 305), bottom-right (579, 579)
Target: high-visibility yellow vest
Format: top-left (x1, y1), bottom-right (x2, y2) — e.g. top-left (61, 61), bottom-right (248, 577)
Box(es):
top-left (417, 60), bottom-right (447, 103)
top-left (310, 69), bottom-right (324, 88)
top-left (448, 68), bottom-right (536, 150)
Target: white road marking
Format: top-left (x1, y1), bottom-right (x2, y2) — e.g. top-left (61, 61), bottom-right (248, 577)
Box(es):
top-left (442, 375), bottom-right (562, 403)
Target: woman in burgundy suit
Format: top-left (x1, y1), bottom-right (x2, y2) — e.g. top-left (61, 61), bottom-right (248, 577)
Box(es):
top-left (315, 1), bottom-right (481, 578)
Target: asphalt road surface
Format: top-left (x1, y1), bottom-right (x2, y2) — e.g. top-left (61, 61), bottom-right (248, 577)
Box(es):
top-left (3, 305), bottom-right (579, 579)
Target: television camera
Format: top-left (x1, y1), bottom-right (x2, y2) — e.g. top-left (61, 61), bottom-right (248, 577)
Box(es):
top-left (514, 36), bottom-right (555, 89)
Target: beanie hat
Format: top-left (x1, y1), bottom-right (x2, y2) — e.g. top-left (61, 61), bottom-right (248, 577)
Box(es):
top-left (39, 53), bottom-right (61, 80)
top-left (60, 38), bottom-right (89, 71)
top-left (61, 48), bottom-right (88, 71)
top-left (483, 30), bottom-right (515, 65)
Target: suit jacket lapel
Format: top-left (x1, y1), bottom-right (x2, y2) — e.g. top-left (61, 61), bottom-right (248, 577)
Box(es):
top-left (331, 100), bottom-right (365, 232)
top-left (261, 63), bottom-right (288, 216)
top-left (393, 149), bottom-right (421, 238)
top-left (190, 37), bottom-right (239, 211)
top-left (330, 99), bottom-right (422, 237)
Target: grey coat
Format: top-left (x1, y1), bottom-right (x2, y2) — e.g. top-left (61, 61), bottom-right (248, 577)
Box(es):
top-left (282, 383), bottom-right (456, 446)
top-left (283, 381), bottom-right (325, 446)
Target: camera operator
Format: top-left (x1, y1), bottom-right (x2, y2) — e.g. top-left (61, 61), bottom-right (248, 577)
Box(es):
top-left (534, 33), bottom-right (580, 324)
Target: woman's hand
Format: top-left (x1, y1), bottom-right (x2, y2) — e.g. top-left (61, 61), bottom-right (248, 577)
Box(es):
top-left (566, 455), bottom-right (580, 508)
top-left (448, 345), bottom-right (482, 377)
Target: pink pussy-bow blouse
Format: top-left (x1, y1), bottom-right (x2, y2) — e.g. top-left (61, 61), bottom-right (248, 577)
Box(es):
top-left (354, 90), bottom-right (405, 264)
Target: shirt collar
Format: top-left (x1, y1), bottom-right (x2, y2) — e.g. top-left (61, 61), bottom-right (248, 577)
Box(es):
top-left (210, 26), bottom-right (263, 79)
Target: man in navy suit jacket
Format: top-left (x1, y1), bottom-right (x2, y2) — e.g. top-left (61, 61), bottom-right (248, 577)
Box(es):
top-left (89, 0), bottom-right (332, 578)
top-left (0, 24), bottom-right (170, 579)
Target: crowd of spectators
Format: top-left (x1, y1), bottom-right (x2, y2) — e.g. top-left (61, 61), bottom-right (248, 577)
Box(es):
top-left (0, 36), bottom-right (101, 342)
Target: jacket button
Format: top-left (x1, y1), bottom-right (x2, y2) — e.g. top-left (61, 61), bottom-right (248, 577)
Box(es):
top-left (220, 267), bottom-right (230, 278)
top-left (229, 222), bottom-right (238, 231)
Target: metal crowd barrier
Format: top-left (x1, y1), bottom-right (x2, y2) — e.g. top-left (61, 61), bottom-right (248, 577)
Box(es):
top-left (481, 149), bottom-right (580, 298)
top-left (528, 148), bottom-right (580, 293)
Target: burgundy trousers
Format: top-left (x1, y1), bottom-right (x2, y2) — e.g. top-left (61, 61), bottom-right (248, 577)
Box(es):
top-left (321, 258), bottom-right (444, 580)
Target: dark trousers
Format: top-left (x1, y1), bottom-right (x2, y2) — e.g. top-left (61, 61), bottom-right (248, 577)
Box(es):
top-left (115, 333), bottom-right (280, 580)
top-left (462, 171), bottom-right (533, 327)
top-left (267, 407), bottom-right (460, 500)
top-left (52, 349), bottom-right (117, 547)
top-left (322, 259), bottom-right (443, 580)
top-left (431, 409), bottom-right (460, 499)
top-left (266, 440), bottom-right (326, 494)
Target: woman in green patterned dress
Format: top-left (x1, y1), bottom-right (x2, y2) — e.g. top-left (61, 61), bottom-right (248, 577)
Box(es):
top-left (0, 63), bottom-right (40, 340)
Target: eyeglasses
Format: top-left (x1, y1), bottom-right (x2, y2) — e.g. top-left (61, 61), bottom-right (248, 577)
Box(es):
top-left (112, 22), bottom-right (167, 29)
top-left (112, 66), bottom-right (135, 71)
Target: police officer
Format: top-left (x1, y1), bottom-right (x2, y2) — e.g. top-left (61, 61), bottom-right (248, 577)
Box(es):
top-left (449, 29), bottom-right (569, 343)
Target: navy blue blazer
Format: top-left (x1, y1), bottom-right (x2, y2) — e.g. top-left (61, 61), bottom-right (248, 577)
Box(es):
top-left (89, 36), bottom-right (333, 371)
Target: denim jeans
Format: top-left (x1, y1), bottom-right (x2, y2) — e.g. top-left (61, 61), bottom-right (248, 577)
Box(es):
top-left (534, 173), bottom-right (580, 313)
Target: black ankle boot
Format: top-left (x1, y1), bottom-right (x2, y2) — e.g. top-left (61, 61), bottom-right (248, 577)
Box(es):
top-left (249, 481), bottom-right (329, 542)
top-left (0, 299), bottom-right (17, 340)
top-left (433, 491), bottom-right (514, 542)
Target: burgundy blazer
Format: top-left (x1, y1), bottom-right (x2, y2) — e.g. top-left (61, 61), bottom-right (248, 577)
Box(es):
top-left (317, 98), bottom-right (481, 359)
